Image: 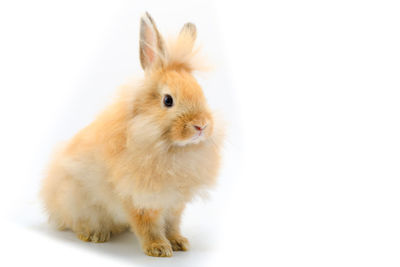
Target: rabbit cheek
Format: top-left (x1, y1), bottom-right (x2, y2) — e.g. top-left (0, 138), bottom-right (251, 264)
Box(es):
top-left (169, 120), bottom-right (193, 143)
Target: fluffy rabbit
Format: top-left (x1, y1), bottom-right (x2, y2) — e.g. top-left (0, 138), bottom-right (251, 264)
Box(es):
top-left (40, 12), bottom-right (224, 257)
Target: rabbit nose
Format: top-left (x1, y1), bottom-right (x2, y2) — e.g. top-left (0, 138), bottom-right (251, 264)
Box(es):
top-left (193, 124), bottom-right (208, 131)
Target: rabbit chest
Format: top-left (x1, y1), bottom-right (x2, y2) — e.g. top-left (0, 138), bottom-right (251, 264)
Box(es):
top-left (113, 142), bottom-right (220, 210)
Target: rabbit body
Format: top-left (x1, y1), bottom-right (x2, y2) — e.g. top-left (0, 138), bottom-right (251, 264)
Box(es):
top-left (41, 13), bottom-right (223, 257)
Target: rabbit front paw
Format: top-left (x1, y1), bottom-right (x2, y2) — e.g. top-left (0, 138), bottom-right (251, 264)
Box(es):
top-left (168, 235), bottom-right (189, 251)
top-left (143, 240), bottom-right (173, 257)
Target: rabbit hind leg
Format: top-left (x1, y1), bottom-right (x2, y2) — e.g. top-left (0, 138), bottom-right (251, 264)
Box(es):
top-left (74, 215), bottom-right (128, 243)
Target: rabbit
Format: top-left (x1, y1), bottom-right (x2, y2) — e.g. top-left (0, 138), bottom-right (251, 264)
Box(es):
top-left (40, 12), bottom-right (224, 257)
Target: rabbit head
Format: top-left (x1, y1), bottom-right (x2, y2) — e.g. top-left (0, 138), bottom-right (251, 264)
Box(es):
top-left (130, 12), bottom-right (214, 147)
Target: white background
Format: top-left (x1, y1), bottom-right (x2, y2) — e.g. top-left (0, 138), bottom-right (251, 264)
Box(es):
top-left (0, 0), bottom-right (399, 266)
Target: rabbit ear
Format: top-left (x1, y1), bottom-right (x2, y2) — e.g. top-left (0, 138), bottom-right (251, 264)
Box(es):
top-left (139, 12), bottom-right (166, 70)
top-left (179, 22), bottom-right (197, 49)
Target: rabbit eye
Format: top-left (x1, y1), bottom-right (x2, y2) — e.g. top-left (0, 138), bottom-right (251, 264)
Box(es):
top-left (163, 94), bottom-right (174, 107)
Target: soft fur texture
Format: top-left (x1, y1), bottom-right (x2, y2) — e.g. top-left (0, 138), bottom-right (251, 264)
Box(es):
top-left (40, 12), bottom-right (224, 257)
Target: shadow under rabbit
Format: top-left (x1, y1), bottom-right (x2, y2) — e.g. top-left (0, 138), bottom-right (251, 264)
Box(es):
top-left (28, 222), bottom-right (213, 267)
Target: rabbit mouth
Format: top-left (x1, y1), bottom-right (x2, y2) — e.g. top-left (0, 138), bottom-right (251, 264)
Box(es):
top-left (175, 131), bottom-right (205, 146)
top-left (191, 131), bottom-right (203, 142)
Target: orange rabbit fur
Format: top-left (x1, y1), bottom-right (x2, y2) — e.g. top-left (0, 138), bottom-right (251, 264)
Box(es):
top-left (40, 12), bottom-right (224, 257)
